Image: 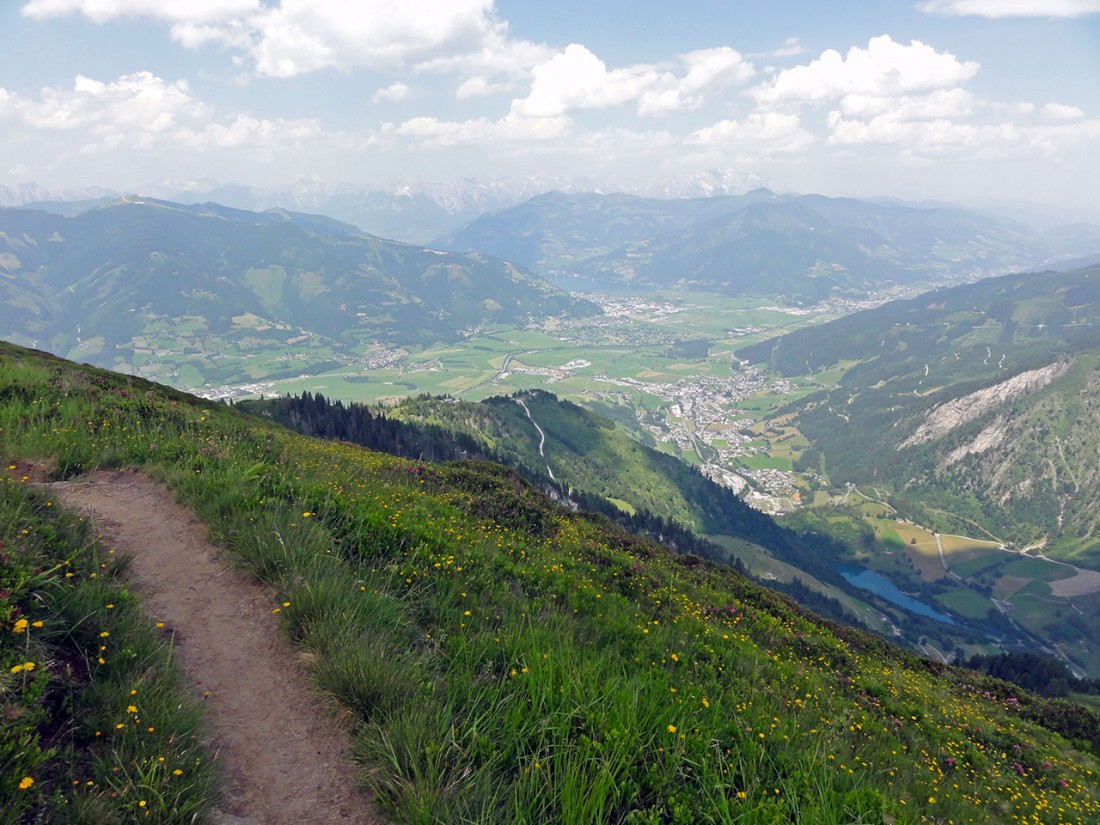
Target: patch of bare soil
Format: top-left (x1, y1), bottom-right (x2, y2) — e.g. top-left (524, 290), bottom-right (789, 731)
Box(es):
top-left (45, 470), bottom-right (380, 825)
top-left (1049, 567), bottom-right (1100, 599)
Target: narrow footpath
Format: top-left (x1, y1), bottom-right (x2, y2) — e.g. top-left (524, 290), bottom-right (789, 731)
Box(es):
top-left (45, 470), bottom-right (380, 825)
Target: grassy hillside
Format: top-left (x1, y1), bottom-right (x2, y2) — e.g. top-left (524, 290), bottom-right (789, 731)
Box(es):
top-left (244, 388), bottom-right (795, 547)
top-left (2, 341), bottom-right (1100, 823)
top-left (244, 390), bottom-right (890, 626)
top-left (248, 389), bottom-right (1090, 679)
top-left (389, 390), bottom-right (771, 534)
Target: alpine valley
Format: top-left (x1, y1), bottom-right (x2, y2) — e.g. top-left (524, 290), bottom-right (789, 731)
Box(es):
top-left (5, 191), bottom-right (1100, 688)
top-left (5, 174), bottom-right (1100, 824)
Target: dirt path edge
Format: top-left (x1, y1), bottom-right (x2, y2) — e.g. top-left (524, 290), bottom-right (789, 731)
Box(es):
top-left (44, 469), bottom-right (380, 825)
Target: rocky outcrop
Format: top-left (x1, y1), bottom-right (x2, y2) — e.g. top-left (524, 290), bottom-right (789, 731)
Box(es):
top-left (943, 417), bottom-right (1008, 465)
top-left (900, 361), bottom-right (1069, 449)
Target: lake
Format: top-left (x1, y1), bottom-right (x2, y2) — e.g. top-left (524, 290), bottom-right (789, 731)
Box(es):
top-left (839, 566), bottom-right (960, 626)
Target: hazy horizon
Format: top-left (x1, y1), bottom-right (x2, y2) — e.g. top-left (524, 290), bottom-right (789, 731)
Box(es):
top-left (2, 1), bottom-right (1098, 217)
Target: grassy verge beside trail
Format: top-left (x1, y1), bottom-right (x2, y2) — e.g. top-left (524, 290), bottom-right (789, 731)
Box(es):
top-left (0, 469), bottom-right (218, 824)
top-left (2, 342), bottom-right (1100, 824)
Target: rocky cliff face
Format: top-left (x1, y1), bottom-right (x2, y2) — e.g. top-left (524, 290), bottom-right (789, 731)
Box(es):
top-left (900, 360), bottom-right (1070, 449)
top-left (907, 357), bottom-right (1100, 561)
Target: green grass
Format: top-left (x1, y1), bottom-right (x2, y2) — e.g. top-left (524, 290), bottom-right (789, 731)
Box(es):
top-left (2, 342), bottom-right (1100, 824)
top-left (880, 528), bottom-right (906, 551)
top-left (1001, 556), bottom-right (1071, 580)
top-left (935, 588), bottom-right (998, 621)
top-left (0, 468), bottom-right (218, 823)
top-left (738, 454), bottom-right (793, 472)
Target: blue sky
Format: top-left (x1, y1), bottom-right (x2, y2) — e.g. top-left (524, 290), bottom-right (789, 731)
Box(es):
top-left (1, 1), bottom-right (1098, 215)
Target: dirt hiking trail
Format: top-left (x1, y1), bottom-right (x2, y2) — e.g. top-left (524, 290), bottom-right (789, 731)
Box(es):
top-left (46, 470), bottom-right (380, 825)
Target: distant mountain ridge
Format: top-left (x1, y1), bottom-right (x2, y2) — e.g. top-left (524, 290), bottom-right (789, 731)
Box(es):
top-left (0, 197), bottom-right (596, 387)
top-left (1, 170), bottom-right (766, 243)
top-left (438, 190), bottom-right (1097, 302)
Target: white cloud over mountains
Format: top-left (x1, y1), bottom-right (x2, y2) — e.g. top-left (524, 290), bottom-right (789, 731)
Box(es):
top-left (0, 71), bottom-right (321, 154)
top-left (687, 113), bottom-right (813, 154)
top-left (756, 36), bottom-right (979, 104)
top-left (747, 35), bottom-right (1098, 162)
top-left (3, 21), bottom-right (1091, 171)
top-left (8, 2), bottom-right (1098, 211)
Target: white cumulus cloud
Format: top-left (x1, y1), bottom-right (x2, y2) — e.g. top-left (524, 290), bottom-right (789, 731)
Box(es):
top-left (511, 44), bottom-right (652, 117)
top-left (512, 44), bottom-right (753, 118)
top-left (372, 82), bottom-right (411, 104)
top-left (246, 0), bottom-right (513, 77)
top-left (1042, 102), bottom-right (1086, 120)
top-left (838, 88), bottom-right (975, 120)
top-left (756, 35), bottom-right (979, 105)
top-left (826, 106), bottom-right (1100, 161)
top-left (455, 76), bottom-right (513, 99)
top-left (0, 72), bottom-right (321, 154)
top-left (917, 0), bottom-right (1100, 18)
top-left (14, 72), bottom-right (210, 142)
top-left (22, 0), bottom-right (259, 24)
top-left (22, 0), bottom-right (548, 80)
top-left (687, 112), bottom-right (814, 154)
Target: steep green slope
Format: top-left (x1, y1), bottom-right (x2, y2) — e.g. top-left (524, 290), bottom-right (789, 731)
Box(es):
top-left (738, 265), bottom-right (1100, 564)
top-left (4, 340), bottom-right (1100, 824)
top-left (396, 390), bottom-right (765, 533)
top-left (248, 389), bottom-right (1074, 673)
top-left (0, 199), bottom-right (597, 387)
top-left (250, 388), bottom-right (846, 571)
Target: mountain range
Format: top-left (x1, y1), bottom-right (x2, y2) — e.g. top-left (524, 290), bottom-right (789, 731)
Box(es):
top-left (0, 171), bottom-right (766, 244)
top-left (0, 197), bottom-right (596, 387)
top-left (438, 190), bottom-right (1099, 302)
